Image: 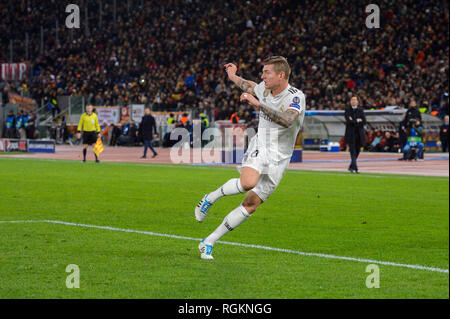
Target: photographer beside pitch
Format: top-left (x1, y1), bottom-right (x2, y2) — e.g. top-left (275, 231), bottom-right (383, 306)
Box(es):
top-left (77, 105), bottom-right (101, 163)
top-left (401, 120), bottom-right (425, 161)
top-left (194, 56), bottom-right (305, 260)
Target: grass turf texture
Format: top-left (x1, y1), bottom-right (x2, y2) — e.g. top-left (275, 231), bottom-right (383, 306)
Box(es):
top-left (0, 157), bottom-right (448, 298)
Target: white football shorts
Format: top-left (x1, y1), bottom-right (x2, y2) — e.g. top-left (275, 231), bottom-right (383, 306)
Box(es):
top-left (238, 136), bottom-right (290, 202)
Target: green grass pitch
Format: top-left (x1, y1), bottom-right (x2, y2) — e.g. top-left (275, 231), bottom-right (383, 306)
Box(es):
top-left (0, 157), bottom-right (448, 298)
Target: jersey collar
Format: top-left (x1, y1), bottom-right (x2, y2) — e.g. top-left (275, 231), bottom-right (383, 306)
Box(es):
top-left (271, 84), bottom-right (290, 98)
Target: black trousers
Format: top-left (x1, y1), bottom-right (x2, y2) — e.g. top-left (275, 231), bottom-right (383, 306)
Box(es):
top-left (6, 128), bottom-right (16, 138)
top-left (143, 139), bottom-right (157, 157)
top-left (348, 141), bottom-right (361, 171)
top-left (442, 140), bottom-right (449, 152)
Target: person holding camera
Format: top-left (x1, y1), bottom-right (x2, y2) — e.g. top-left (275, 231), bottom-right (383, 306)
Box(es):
top-left (400, 120), bottom-right (425, 161)
top-left (399, 100), bottom-right (422, 149)
top-left (404, 100), bottom-right (422, 124)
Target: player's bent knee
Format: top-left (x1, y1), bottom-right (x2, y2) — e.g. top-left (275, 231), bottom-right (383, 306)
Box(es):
top-left (241, 181), bottom-right (256, 192)
top-left (240, 176), bottom-right (258, 191)
top-left (240, 167), bottom-right (260, 191)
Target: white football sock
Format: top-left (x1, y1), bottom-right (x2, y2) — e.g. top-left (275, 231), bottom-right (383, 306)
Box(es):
top-left (203, 205), bottom-right (250, 245)
top-left (206, 178), bottom-right (245, 203)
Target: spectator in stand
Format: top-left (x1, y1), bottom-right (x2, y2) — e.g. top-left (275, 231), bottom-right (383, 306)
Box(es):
top-left (230, 111), bottom-right (239, 124)
top-left (110, 123), bottom-right (122, 146)
top-left (339, 136), bottom-right (348, 152)
top-left (118, 119), bottom-right (131, 146)
top-left (129, 121), bottom-right (138, 146)
top-left (439, 115), bottom-right (449, 152)
top-left (365, 129), bottom-right (375, 149)
top-left (368, 130), bottom-right (383, 152)
top-left (107, 124), bottom-right (114, 145)
top-left (243, 110), bottom-right (257, 131)
top-left (391, 132), bottom-right (402, 153)
top-left (60, 115), bottom-right (68, 144)
top-left (100, 122), bottom-right (109, 144)
top-left (0, 1), bottom-right (448, 116)
top-left (26, 111), bottom-right (36, 139)
top-left (380, 131), bottom-right (397, 152)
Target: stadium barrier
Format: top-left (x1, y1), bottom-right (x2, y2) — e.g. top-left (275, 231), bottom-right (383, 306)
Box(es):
top-left (0, 138), bottom-right (55, 153)
top-left (27, 139), bottom-right (56, 153)
top-left (303, 108), bottom-right (443, 151)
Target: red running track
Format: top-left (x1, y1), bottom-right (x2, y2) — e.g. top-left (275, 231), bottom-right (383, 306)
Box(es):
top-left (2, 145), bottom-right (448, 177)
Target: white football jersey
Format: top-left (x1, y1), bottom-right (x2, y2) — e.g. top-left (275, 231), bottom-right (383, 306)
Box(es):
top-left (253, 81), bottom-right (306, 162)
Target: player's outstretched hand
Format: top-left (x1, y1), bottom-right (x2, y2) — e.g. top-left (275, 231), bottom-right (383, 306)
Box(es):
top-left (240, 93), bottom-right (261, 108)
top-left (224, 63), bottom-right (237, 78)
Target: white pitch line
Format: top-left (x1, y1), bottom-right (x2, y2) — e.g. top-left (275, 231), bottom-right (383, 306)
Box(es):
top-left (0, 219), bottom-right (448, 274)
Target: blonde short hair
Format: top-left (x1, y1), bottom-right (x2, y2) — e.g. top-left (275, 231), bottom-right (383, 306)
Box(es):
top-left (262, 56), bottom-right (291, 81)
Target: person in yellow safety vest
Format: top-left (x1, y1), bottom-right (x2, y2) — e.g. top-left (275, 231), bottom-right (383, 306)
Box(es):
top-left (167, 113), bottom-right (175, 125)
top-left (200, 113), bottom-right (209, 129)
top-left (77, 105), bottom-right (101, 163)
top-left (200, 113), bottom-right (209, 147)
top-left (230, 112), bottom-right (239, 124)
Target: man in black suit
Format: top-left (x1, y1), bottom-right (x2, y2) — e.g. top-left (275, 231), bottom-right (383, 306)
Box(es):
top-left (344, 96), bottom-right (366, 173)
top-left (139, 108), bottom-right (158, 158)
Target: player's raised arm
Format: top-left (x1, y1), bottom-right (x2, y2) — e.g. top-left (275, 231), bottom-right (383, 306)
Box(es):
top-left (240, 93), bottom-right (299, 128)
top-left (224, 63), bottom-right (257, 95)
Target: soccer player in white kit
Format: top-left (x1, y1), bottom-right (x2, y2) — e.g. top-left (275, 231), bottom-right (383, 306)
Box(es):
top-left (195, 56), bottom-right (306, 259)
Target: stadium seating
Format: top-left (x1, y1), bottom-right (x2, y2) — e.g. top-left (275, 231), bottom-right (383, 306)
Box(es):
top-left (0, 0), bottom-right (448, 120)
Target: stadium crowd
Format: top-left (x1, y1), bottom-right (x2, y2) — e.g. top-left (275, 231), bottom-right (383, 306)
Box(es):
top-left (0, 0), bottom-right (448, 122)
